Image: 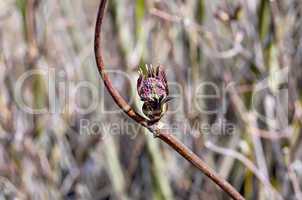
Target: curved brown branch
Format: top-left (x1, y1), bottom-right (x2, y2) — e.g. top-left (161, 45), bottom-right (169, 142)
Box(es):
top-left (94, 1), bottom-right (245, 200)
top-left (94, 0), bottom-right (149, 128)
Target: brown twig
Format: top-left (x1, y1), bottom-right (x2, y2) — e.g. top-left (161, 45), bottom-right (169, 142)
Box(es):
top-left (94, 1), bottom-right (245, 200)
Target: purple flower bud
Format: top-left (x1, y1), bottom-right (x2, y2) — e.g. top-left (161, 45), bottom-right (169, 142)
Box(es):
top-left (137, 64), bottom-right (169, 102)
top-left (137, 65), bottom-right (171, 122)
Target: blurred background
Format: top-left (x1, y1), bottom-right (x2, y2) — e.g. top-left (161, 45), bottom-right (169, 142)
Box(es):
top-left (0, 0), bottom-right (302, 199)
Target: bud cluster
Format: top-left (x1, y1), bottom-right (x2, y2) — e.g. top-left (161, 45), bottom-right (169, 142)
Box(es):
top-left (137, 64), bottom-right (171, 122)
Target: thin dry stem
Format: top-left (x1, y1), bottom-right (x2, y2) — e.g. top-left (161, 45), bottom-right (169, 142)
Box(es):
top-left (94, 1), bottom-right (244, 200)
